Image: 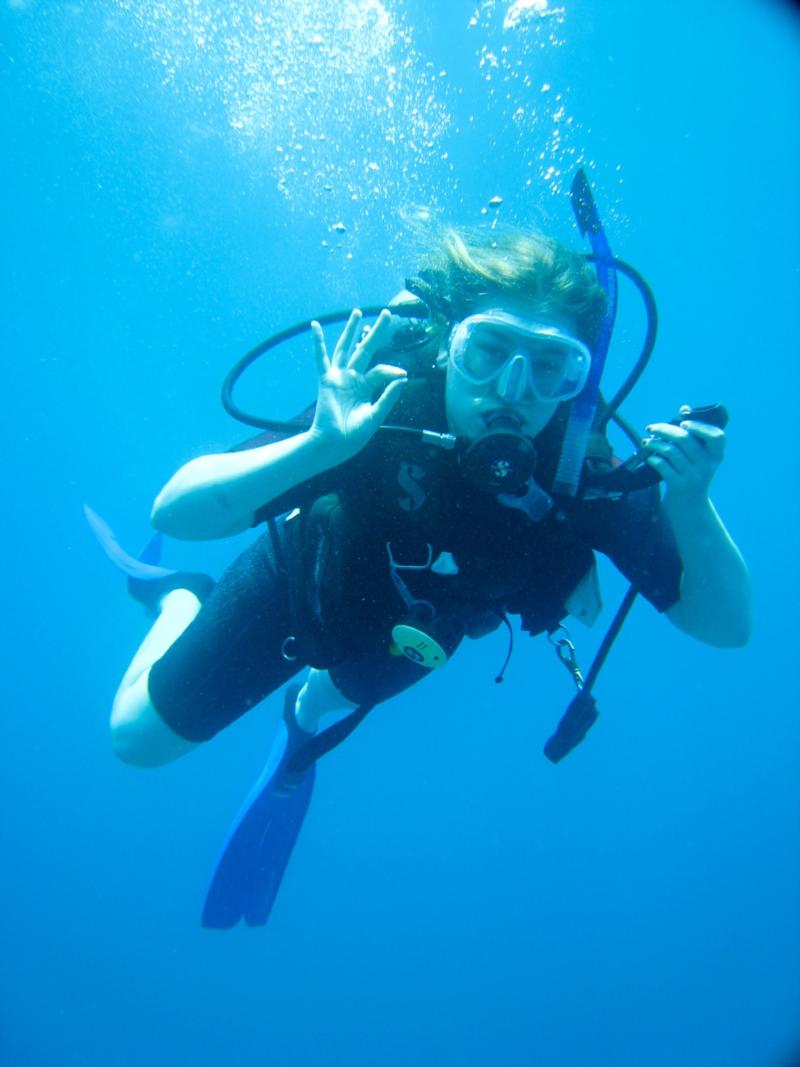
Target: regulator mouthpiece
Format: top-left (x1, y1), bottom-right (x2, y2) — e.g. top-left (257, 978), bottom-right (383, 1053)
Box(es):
top-left (461, 413), bottom-right (537, 494)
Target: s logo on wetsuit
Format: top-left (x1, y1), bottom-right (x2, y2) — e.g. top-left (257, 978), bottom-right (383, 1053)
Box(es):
top-left (397, 463), bottom-right (427, 512)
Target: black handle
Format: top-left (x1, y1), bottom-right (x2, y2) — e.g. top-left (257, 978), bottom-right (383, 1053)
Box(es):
top-left (591, 403), bottom-right (729, 494)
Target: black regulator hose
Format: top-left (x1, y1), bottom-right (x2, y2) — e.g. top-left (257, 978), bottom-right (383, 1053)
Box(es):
top-left (219, 256), bottom-right (659, 444)
top-left (589, 256), bottom-right (658, 434)
top-left (220, 305), bottom-right (388, 432)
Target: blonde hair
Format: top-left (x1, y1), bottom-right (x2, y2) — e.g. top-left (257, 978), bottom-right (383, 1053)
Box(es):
top-left (411, 224), bottom-right (607, 347)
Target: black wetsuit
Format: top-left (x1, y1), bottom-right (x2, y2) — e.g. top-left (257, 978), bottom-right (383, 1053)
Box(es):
top-left (148, 386), bottom-right (683, 742)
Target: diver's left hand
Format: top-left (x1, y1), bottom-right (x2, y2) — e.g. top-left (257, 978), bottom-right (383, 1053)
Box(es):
top-left (642, 419), bottom-right (726, 506)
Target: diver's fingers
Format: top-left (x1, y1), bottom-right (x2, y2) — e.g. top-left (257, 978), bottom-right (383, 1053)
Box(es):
top-left (331, 309), bottom-right (363, 368)
top-left (642, 438), bottom-right (693, 477)
top-left (680, 420), bottom-right (726, 461)
top-left (647, 420), bottom-right (726, 457)
top-left (645, 450), bottom-right (708, 496)
top-left (363, 364), bottom-right (408, 390)
top-left (310, 321), bottom-right (330, 378)
top-left (645, 422), bottom-right (691, 446)
top-left (349, 309), bottom-right (392, 372)
top-left (644, 452), bottom-right (675, 483)
top-left (648, 422), bottom-right (725, 478)
top-left (369, 376), bottom-right (409, 425)
top-left (644, 434), bottom-right (721, 495)
top-left (644, 422), bottom-right (712, 469)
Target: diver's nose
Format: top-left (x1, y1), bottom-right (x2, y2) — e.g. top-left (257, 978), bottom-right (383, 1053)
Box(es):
top-left (496, 352), bottom-right (529, 403)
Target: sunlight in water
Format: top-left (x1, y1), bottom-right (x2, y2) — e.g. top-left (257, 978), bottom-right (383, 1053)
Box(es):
top-left (467, 0), bottom-right (596, 200)
top-left (114, 0), bottom-right (452, 218)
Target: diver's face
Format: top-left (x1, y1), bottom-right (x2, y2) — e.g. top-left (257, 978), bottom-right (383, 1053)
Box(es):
top-left (444, 299), bottom-right (583, 440)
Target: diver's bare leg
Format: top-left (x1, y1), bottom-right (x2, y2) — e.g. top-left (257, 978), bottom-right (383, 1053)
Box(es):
top-left (294, 667), bottom-right (358, 732)
top-left (111, 589), bottom-right (201, 768)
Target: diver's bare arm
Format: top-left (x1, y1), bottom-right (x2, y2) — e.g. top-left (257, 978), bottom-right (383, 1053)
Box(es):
top-left (643, 420), bottom-right (752, 647)
top-left (151, 430), bottom-right (340, 540)
top-left (664, 494), bottom-right (751, 647)
top-left (151, 309), bottom-right (406, 541)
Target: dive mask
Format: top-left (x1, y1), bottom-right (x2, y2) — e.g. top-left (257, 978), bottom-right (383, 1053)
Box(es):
top-left (448, 310), bottom-right (591, 403)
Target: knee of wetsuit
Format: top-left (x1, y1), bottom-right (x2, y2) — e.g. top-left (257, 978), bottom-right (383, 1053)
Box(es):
top-left (128, 571), bottom-right (216, 618)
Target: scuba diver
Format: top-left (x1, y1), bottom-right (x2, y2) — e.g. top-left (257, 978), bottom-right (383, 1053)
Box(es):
top-left (92, 173), bottom-right (751, 928)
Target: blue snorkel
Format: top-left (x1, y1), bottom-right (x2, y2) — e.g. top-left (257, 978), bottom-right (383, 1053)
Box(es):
top-left (552, 168), bottom-right (619, 498)
top-left (544, 170), bottom-right (641, 763)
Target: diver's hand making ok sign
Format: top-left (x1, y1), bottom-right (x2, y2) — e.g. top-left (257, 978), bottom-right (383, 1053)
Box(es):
top-left (309, 309), bottom-right (408, 460)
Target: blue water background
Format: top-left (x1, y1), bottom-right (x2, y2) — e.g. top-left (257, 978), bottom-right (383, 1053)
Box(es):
top-left (2, 2), bottom-right (799, 1065)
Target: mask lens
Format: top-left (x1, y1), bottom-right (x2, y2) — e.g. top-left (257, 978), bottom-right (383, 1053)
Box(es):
top-left (451, 316), bottom-right (590, 401)
top-left (455, 322), bottom-right (514, 382)
top-left (526, 338), bottom-right (588, 400)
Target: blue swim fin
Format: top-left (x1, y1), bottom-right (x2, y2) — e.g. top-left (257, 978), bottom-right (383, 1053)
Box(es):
top-left (84, 504), bottom-right (174, 579)
top-left (201, 685), bottom-right (316, 929)
top-left (84, 504), bottom-right (214, 612)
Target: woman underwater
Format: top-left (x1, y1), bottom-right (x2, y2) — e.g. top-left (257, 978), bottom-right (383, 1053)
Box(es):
top-left (101, 217), bottom-right (751, 927)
